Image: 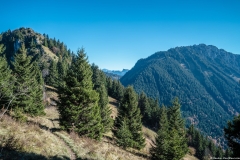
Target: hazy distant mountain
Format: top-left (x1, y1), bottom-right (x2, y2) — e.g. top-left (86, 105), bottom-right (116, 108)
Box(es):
top-left (102, 69), bottom-right (129, 79)
top-left (121, 44), bottom-right (240, 145)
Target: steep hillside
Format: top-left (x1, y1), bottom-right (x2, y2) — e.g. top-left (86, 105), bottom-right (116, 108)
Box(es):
top-left (0, 91), bottom-right (149, 159)
top-left (0, 94), bottom-right (198, 159)
top-left (121, 44), bottom-right (240, 145)
top-left (0, 27), bottom-right (72, 75)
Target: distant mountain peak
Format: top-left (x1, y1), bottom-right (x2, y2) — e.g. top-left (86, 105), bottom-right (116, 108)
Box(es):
top-left (102, 69), bottom-right (129, 79)
top-left (121, 44), bottom-right (240, 146)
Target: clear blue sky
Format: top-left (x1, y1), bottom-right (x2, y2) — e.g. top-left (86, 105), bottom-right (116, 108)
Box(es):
top-left (1, 0), bottom-right (240, 70)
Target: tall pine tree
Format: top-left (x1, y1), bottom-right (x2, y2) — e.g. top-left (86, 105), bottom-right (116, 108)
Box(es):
top-left (138, 92), bottom-right (151, 125)
top-left (115, 117), bottom-right (133, 149)
top-left (45, 60), bottom-right (59, 88)
top-left (12, 44), bottom-right (44, 116)
top-left (167, 98), bottom-right (188, 160)
top-left (0, 45), bottom-right (13, 109)
top-left (58, 48), bottom-right (103, 140)
top-left (150, 105), bottom-right (169, 160)
top-left (224, 114), bottom-right (240, 157)
top-left (91, 64), bottom-right (113, 133)
top-left (114, 86), bottom-right (145, 149)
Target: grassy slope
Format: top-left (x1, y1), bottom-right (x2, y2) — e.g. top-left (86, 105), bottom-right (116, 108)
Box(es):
top-left (0, 92), bottom-right (198, 159)
top-left (42, 45), bottom-right (59, 61)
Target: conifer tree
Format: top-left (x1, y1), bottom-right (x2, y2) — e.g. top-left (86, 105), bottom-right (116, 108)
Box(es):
top-left (149, 98), bottom-right (161, 129)
top-left (0, 45), bottom-right (13, 108)
top-left (97, 84), bottom-right (113, 132)
top-left (57, 59), bottom-right (67, 86)
top-left (115, 118), bottom-right (133, 149)
top-left (138, 92), bottom-right (151, 125)
top-left (225, 148), bottom-right (232, 158)
top-left (209, 142), bottom-right (217, 157)
top-left (150, 105), bottom-right (169, 160)
top-left (44, 37), bottom-right (48, 47)
top-left (110, 80), bottom-right (124, 101)
top-left (195, 131), bottom-right (204, 158)
top-left (58, 48), bottom-right (103, 140)
top-left (167, 98), bottom-right (188, 160)
top-left (12, 44), bottom-right (44, 116)
top-left (45, 60), bottom-right (59, 87)
top-left (115, 80), bottom-right (124, 101)
top-left (31, 62), bottom-right (45, 114)
top-left (30, 38), bottom-right (36, 48)
top-left (114, 86), bottom-right (145, 149)
top-left (48, 39), bottom-right (54, 49)
top-left (216, 147), bottom-right (223, 159)
top-left (106, 77), bottom-right (113, 95)
top-left (224, 114), bottom-right (240, 157)
top-left (187, 124), bottom-right (222, 159)
top-left (91, 64), bottom-right (113, 133)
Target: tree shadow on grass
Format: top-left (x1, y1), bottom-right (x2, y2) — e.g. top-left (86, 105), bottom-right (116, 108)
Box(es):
top-left (109, 101), bottom-right (119, 108)
top-left (0, 147), bottom-right (70, 160)
top-left (0, 148), bottom-right (89, 160)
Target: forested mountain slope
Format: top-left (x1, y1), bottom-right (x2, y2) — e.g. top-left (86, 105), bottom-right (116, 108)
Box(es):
top-left (121, 44), bottom-right (240, 145)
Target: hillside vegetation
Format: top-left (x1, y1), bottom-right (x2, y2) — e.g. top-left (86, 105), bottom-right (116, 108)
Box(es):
top-left (121, 44), bottom-right (240, 145)
top-left (0, 94), bottom-right (199, 159)
top-left (1, 28), bottom-right (235, 159)
top-left (0, 95), bottom-right (147, 159)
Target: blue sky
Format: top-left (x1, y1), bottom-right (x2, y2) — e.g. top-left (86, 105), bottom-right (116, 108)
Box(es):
top-left (1, 0), bottom-right (240, 70)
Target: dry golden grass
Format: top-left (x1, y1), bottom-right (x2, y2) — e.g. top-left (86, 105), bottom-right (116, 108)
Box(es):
top-left (183, 154), bottom-right (199, 160)
top-left (42, 45), bottom-right (58, 61)
top-left (0, 115), bottom-right (71, 158)
top-left (142, 126), bottom-right (157, 153)
top-left (28, 106), bottom-right (60, 129)
top-left (55, 130), bottom-right (147, 160)
top-left (108, 96), bottom-right (118, 119)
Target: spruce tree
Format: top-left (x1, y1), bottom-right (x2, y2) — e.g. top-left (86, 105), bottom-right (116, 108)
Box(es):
top-left (209, 142), bottom-right (217, 157)
top-left (115, 118), bottom-right (133, 149)
top-left (97, 84), bottom-right (113, 133)
top-left (115, 80), bottom-right (124, 101)
top-left (12, 44), bottom-right (44, 116)
top-left (167, 98), bottom-right (188, 160)
top-left (57, 60), bottom-right (67, 84)
top-left (110, 80), bottom-right (124, 101)
top-left (30, 38), bottom-right (36, 48)
top-left (195, 131), bottom-right (204, 159)
top-left (150, 105), bottom-right (169, 160)
top-left (0, 46), bottom-right (13, 108)
top-left (31, 62), bottom-right (45, 114)
top-left (225, 148), bottom-right (232, 158)
top-left (91, 64), bottom-right (113, 133)
top-left (45, 60), bottom-right (59, 87)
top-left (114, 86), bottom-right (145, 149)
top-left (58, 48), bottom-right (103, 140)
top-left (44, 37), bottom-right (48, 47)
top-left (106, 77), bottom-right (113, 95)
top-left (149, 98), bottom-right (161, 130)
top-left (138, 92), bottom-right (151, 125)
top-left (224, 114), bottom-right (240, 157)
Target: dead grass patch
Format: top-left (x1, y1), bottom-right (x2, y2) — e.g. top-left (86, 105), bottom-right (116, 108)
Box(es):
top-left (42, 45), bottom-right (58, 61)
top-left (0, 115), bottom-right (71, 158)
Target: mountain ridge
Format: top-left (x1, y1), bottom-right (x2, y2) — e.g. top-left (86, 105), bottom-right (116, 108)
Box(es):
top-left (102, 68), bottom-right (129, 76)
top-left (121, 44), bottom-right (240, 146)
